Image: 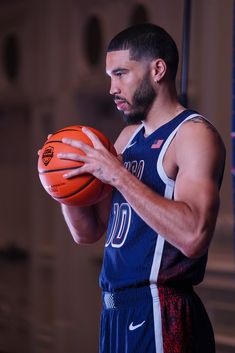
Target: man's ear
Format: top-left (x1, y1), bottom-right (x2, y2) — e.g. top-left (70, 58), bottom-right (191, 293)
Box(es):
top-left (151, 58), bottom-right (167, 83)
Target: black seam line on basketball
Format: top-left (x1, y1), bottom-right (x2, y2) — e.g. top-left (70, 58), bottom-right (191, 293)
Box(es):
top-left (54, 178), bottom-right (94, 199)
top-left (51, 128), bottom-right (83, 137)
top-left (39, 166), bottom-right (80, 174)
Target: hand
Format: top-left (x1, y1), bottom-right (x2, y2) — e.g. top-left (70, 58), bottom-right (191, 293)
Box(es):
top-left (57, 127), bottom-right (124, 185)
top-left (37, 134), bottom-right (53, 156)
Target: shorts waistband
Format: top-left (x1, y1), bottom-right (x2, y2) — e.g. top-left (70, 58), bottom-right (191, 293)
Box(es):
top-left (102, 284), bottom-right (194, 310)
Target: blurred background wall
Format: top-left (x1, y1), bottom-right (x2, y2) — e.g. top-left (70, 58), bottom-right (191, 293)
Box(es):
top-left (0, 0), bottom-right (234, 352)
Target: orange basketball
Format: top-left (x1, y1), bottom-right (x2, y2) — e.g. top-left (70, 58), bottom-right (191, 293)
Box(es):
top-left (38, 125), bottom-right (117, 206)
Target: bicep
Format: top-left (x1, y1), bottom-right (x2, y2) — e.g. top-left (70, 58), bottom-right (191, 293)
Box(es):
top-left (174, 121), bottom-right (225, 231)
top-left (174, 173), bottom-right (220, 223)
top-left (174, 148), bottom-right (221, 213)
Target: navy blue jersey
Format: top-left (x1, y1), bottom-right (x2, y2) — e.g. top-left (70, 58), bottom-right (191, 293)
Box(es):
top-left (99, 110), bottom-right (208, 292)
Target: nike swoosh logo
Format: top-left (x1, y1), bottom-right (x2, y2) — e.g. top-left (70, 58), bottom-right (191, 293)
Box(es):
top-left (129, 320), bottom-right (145, 331)
top-left (126, 141), bottom-right (137, 149)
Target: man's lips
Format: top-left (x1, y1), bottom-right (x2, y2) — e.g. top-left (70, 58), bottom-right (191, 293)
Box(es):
top-left (114, 99), bottom-right (129, 111)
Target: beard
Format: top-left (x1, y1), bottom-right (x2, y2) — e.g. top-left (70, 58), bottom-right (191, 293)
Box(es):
top-left (123, 71), bottom-right (156, 124)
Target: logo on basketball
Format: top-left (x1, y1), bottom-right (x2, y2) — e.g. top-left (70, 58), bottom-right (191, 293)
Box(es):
top-left (42, 146), bottom-right (54, 166)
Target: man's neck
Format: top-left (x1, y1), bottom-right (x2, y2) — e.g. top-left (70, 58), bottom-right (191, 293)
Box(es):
top-left (143, 89), bottom-right (185, 136)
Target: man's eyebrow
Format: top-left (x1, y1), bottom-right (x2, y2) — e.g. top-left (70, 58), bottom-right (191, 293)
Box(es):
top-left (109, 68), bottom-right (129, 75)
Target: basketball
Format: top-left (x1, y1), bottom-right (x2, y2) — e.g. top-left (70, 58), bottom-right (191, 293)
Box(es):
top-left (38, 125), bottom-right (117, 206)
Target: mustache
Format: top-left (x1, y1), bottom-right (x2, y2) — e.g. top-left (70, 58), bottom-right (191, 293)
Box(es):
top-left (112, 95), bottom-right (129, 104)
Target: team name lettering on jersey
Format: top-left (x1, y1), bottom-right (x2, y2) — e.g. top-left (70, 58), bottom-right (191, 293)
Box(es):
top-left (124, 160), bottom-right (145, 180)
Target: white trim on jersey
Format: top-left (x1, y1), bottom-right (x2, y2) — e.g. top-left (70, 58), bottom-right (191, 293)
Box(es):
top-left (150, 284), bottom-right (164, 353)
top-left (122, 124), bottom-right (143, 153)
top-left (157, 113), bottom-right (202, 185)
top-left (150, 183), bottom-right (174, 353)
top-left (149, 113), bottom-right (203, 353)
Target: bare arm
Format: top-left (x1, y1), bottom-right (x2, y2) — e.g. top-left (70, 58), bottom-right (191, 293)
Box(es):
top-left (60, 120), bottom-right (225, 257)
top-left (110, 119), bottom-right (225, 258)
top-left (61, 196), bottom-right (112, 244)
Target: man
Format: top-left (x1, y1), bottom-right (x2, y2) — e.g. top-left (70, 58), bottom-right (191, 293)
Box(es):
top-left (59, 24), bottom-right (225, 353)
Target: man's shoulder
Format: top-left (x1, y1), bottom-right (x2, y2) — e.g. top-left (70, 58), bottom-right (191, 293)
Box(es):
top-left (175, 115), bottom-right (226, 180)
top-left (179, 115), bottom-right (224, 144)
top-left (114, 124), bottom-right (142, 154)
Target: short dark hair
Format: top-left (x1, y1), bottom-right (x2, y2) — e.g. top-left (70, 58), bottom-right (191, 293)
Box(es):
top-left (107, 23), bottom-right (179, 80)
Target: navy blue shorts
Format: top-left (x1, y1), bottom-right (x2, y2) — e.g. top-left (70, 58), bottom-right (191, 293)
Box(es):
top-left (99, 285), bottom-right (215, 353)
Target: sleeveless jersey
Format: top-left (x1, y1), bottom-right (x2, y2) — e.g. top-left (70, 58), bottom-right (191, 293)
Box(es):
top-left (99, 110), bottom-right (208, 292)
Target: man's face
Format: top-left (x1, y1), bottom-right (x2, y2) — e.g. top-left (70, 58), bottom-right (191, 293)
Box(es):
top-left (106, 50), bottom-right (156, 123)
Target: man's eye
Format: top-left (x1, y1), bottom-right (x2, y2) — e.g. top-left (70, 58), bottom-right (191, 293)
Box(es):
top-left (116, 72), bottom-right (123, 77)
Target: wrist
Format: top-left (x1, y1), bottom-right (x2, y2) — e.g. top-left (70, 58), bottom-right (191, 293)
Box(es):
top-left (110, 164), bottom-right (130, 189)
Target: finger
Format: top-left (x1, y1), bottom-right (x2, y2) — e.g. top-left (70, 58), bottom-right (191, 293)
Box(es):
top-left (47, 134), bottom-right (53, 139)
top-left (57, 152), bottom-right (87, 162)
top-left (82, 127), bottom-right (104, 149)
top-left (63, 166), bottom-right (87, 179)
top-left (62, 137), bottom-right (94, 154)
top-left (37, 149), bottom-right (41, 156)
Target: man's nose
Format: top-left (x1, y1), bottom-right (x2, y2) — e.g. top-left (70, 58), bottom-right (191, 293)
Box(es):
top-left (109, 79), bottom-right (121, 96)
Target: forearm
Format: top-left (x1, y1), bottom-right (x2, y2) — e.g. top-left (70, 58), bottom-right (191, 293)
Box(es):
top-left (61, 204), bottom-right (105, 244)
top-left (112, 167), bottom-right (218, 258)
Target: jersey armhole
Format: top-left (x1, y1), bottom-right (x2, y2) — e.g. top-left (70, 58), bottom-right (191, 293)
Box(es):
top-left (157, 113), bottom-right (203, 186)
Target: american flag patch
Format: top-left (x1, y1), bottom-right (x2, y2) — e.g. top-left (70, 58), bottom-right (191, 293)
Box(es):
top-left (151, 139), bottom-right (164, 149)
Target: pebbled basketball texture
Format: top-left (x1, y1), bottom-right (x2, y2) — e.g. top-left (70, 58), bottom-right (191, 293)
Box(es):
top-left (38, 125), bottom-right (117, 206)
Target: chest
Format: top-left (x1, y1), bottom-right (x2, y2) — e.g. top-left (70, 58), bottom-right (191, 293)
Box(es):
top-left (123, 134), bottom-right (178, 184)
